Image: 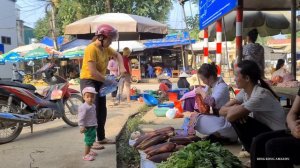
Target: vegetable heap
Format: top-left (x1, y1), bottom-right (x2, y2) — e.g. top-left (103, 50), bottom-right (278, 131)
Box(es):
top-left (158, 141), bottom-right (242, 168)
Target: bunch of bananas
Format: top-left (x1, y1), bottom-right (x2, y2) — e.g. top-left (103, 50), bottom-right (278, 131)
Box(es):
top-left (23, 74), bottom-right (33, 84)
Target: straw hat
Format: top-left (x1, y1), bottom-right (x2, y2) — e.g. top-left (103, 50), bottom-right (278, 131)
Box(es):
top-left (179, 72), bottom-right (190, 78)
top-left (187, 74), bottom-right (200, 86)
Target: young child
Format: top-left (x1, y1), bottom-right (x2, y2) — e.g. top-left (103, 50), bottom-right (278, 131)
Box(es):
top-left (78, 87), bottom-right (98, 161)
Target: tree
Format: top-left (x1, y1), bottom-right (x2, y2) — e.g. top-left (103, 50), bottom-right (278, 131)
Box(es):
top-left (35, 0), bottom-right (174, 39)
top-left (34, 14), bottom-right (51, 40)
top-left (186, 14), bottom-right (199, 40)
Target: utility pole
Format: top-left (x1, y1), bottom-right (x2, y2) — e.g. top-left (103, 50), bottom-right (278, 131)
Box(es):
top-left (179, 0), bottom-right (196, 70)
top-left (47, 2), bottom-right (58, 50)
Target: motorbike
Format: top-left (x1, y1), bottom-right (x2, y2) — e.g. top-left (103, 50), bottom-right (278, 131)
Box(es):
top-left (0, 63), bottom-right (83, 144)
top-left (12, 69), bottom-right (26, 83)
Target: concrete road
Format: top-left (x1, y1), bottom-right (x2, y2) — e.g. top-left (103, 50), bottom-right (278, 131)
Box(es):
top-left (0, 85), bottom-right (145, 168)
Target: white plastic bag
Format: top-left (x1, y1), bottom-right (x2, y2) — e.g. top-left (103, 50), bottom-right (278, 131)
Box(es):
top-left (166, 108), bottom-right (176, 119)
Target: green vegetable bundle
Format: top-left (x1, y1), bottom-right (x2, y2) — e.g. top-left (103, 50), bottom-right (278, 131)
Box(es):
top-left (158, 141), bottom-right (242, 168)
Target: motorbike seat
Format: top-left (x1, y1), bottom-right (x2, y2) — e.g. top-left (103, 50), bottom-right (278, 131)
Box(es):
top-left (0, 80), bottom-right (36, 91)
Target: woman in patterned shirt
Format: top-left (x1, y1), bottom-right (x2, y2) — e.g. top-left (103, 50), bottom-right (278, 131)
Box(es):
top-left (243, 29), bottom-right (265, 78)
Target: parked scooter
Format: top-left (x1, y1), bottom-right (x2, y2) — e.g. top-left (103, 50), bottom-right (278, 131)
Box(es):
top-left (12, 70), bottom-right (27, 83)
top-left (0, 63), bottom-right (82, 144)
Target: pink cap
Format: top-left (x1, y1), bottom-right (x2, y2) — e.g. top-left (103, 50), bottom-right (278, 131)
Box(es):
top-left (82, 87), bottom-right (97, 95)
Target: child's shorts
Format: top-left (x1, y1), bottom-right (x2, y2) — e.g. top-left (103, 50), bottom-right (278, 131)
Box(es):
top-left (84, 127), bottom-right (96, 146)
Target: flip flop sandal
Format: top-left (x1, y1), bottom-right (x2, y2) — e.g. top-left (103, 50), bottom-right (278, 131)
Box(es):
top-left (97, 138), bottom-right (116, 144)
top-left (83, 154), bottom-right (95, 161)
top-left (89, 151), bottom-right (98, 156)
top-left (92, 143), bottom-right (105, 150)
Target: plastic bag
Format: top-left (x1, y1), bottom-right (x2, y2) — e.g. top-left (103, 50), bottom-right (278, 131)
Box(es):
top-left (166, 108), bottom-right (176, 119)
top-left (99, 76), bottom-right (118, 97)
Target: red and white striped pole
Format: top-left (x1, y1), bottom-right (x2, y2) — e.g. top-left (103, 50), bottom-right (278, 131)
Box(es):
top-left (216, 19), bottom-right (222, 75)
top-left (236, 1), bottom-right (243, 65)
top-left (203, 28), bottom-right (209, 64)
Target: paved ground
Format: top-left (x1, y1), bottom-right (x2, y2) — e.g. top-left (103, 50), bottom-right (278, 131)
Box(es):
top-left (0, 85), bottom-right (145, 168)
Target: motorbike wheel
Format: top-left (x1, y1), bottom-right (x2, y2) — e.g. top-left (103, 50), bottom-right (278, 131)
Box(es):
top-left (62, 94), bottom-right (83, 127)
top-left (0, 99), bottom-right (23, 144)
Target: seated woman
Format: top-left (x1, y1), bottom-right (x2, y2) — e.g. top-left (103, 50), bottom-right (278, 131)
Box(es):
top-left (250, 88), bottom-right (300, 168)
top-left (182, 63), bottom-right (237, 142)
top-left (271, 59), bottom-right (293, 84)
top-left (157, 75), bottom-right (172, 101)
top-left (219, 60), bottom-right (286, 154)
top-left (177, 72), bottom-right (190, 89)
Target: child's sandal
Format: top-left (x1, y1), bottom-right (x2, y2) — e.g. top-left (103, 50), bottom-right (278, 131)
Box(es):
top-left (83, 154), bottom-right (95, 161)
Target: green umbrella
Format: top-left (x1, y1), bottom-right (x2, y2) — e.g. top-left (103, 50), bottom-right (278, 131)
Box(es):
top-left (62, 49), bottom-right (84, 58)
top-left (23, 47), bottom-right (50, 61)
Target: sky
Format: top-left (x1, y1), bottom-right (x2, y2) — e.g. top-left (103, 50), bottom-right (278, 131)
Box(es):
top-left (168, 1), bottom-right (199, 30)
top-left (16, 0), bottom-right (47, 28)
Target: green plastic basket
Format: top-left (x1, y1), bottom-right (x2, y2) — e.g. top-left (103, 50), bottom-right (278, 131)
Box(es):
top-left (154, 107), bottom-right (169, 117)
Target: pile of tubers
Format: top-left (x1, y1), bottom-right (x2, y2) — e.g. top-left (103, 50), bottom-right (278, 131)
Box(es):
top-left (133, 126), bottom-right (201, 163)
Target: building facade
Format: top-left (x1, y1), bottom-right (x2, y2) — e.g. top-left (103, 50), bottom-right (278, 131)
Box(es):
top-left (0, 0), bottom-right (20, 79)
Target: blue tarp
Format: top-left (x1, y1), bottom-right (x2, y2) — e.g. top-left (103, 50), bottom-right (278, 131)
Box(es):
top-left (40, 36), bottom-right (64, 47)
top-left (144, 32), bottom-right (196, 48)
top-left (60, 39), bottom-right (90, 51)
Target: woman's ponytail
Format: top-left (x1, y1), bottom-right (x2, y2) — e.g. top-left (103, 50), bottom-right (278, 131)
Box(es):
top-left (259, 78), bottom-right (278, 99)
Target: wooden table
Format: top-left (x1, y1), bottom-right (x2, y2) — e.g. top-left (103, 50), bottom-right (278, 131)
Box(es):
top-left (272, 87), bottom-right (298, 107)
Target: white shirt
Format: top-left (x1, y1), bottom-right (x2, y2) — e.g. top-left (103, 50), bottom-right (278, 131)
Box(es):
top-left (235, 85), bottom-right (286, 131)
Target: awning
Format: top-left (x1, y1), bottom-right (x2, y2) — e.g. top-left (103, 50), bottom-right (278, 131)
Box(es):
top-left (144, 32), bottom-right (196, 48)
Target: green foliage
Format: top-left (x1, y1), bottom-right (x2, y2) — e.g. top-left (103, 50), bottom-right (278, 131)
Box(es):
top-left (117, 104), bottom-right (152, 168)
top-left (285, 31), bottom-right (300, 38)
top-left (158, 141), bottom-right (242, 168)
top-left (186, 14), bottom-right (199, 40)
top-left (33, 14), bottom-right (51, 40)
top-left (34, 0), bottom-right (174, 39)
top-left (256, 35), bottom-right (270, 45)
